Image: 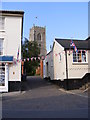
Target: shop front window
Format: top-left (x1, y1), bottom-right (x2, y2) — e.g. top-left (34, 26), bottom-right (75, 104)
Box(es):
top-left (0, 63), bottom-right (5, 86)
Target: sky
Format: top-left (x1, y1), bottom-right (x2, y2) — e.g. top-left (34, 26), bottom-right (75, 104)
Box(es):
top-left (1, 2), bottom-right (88, 52)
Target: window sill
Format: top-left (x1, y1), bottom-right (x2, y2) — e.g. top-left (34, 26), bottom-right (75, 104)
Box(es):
top-left (72, 62), bottom-right (88, 65)
top-left (0, 30), bottom-right (5, 32)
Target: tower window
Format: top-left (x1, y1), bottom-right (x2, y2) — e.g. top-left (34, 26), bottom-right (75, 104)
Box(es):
top-left (37, 33), bottom-right (41, 41)
top-left (38, 44), bottom-right (41, 47)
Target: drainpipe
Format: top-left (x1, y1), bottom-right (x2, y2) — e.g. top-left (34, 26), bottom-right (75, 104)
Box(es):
top-left (65, 50), bottom-right (68, 90)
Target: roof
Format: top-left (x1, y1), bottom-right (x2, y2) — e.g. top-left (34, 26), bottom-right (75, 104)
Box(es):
top-left (55, 38), bottom-right (89, 50)
top-left (0, 10), bottom-right (24, 16)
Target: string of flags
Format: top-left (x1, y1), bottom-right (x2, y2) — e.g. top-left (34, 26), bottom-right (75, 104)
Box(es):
top-left (14, 43), bottom-right (87, 64)
top-left (14, 46), bottom-right (44, 64)
top-left (45, 49), bottom-right (87, 59)
top-left (13, 56), bottom-right (44, 64)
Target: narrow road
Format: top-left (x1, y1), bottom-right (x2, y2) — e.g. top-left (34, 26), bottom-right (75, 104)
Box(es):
top-left (2, 76), bottom-right (88, 118)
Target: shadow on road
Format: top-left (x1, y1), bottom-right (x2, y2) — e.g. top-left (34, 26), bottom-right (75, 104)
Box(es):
top-left (21, 76), bottom-right (53, 91)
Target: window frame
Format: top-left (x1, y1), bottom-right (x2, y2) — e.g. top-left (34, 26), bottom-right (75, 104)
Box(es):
top-left (72, 50), bottom-right (88, 64)
top-left (0, 38), bottom-right (4, 56)
top-left (0, 17), bottom-right (5, 31)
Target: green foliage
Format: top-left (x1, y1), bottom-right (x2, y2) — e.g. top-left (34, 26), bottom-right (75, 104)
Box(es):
top-left (22, 38), bottom-right (40, 76)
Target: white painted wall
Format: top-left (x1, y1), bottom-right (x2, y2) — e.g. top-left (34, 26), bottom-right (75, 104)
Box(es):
top-left (43, 51), bottom-right (54, 80)
top-left (67, 50), bottom-right (89, 79)
top-left (53, 40), bottom-right (66, 80)
top-left (44, 40), bottom-right (90, 80)
top-left (0, 15), bottom-right (22, 81)
top-left (88, 50), bottom-right (90, 73)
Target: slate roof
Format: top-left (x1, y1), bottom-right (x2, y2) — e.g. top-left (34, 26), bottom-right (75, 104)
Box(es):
top-left (0, 10), bottom-right (24, 15)
top-left (55, 38), bottom-right (90, 50)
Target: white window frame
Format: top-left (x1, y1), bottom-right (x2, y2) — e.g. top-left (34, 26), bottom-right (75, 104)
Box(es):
top-left (73, 50), bottom-right (88, 63)
top-left (0, 17), bottom-right (5, 31)
top-left (0, 38), bottom-right (4, 56)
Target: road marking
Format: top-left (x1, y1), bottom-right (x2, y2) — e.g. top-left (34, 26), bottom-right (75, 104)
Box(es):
top-left (58, 88), bottom-right (88, 98)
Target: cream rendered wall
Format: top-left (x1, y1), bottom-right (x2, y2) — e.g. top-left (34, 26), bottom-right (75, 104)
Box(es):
top-left (45, 51), bottom-right (54, 80)
top-left (4, 16), bottom-right (22, 81)
top-left (88, 50), bottom-right (90, 73)
top-left (53, 40), bottom-right (66, 80)
top-left (67, 50), bottom-right (89, 79)
top-left (49, 51), bottom-right (54, 80)
top-left (44, 51), bottom-right (54, 80)
top-left (45, 53), bottom-right (50, 78)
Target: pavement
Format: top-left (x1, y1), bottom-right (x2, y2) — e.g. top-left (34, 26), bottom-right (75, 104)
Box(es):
top-left (1, 76), bottom-right (89, 118)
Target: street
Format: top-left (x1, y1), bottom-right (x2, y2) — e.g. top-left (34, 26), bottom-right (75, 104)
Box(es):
top-left (1, 76), bottom-right (88, 118)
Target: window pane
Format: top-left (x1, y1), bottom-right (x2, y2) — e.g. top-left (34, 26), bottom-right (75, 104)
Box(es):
top-left (78, 51), bottom-right (82, 62)
top-left (82, 51), bottom-right (86, 62)
top-left (0, 17), bottom-right (5, 30)
top-left (73, 52), bottom-right (77, 62)
top-left (0, 64), bottom-right (5, 86)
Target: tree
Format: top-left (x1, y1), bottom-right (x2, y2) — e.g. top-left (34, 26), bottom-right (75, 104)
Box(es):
top-left (22, 38), bottom-right (40, 75)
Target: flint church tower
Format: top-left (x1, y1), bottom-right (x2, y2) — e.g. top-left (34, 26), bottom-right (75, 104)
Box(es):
top-left (29, 25), bottom-right (47, 57)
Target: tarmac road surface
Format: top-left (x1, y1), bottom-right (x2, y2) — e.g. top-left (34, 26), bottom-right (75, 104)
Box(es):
top-left (1, 76), bottom-right (89, 118)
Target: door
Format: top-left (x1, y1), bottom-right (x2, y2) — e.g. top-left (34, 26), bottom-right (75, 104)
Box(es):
top-left (0, 63), bottom-right (8, 92)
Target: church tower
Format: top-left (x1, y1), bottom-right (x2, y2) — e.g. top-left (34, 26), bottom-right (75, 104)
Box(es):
top-left (29, 25), bottom-right (47, 57)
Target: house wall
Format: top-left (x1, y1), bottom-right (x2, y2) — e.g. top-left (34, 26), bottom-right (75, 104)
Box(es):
top-left (43, 59), bottom-right (46, 78)
top-left (88, 50), bottom-right (90, 73)
top-left (67, 50), bottom-right (89, 79)
top-left (44, 53), bottom-right (51, 78)
top-left (43, 51), bottom-right (54, 80)
top-left (2, 16), bottom-right (22, 81)
top-left (53, 40), bottom-right (66, 80)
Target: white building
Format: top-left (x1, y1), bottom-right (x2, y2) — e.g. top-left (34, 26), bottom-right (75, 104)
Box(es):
top-left (43, 37), bottom-right (90, 82)
top-left (0, 10), bottom-right (24, 92)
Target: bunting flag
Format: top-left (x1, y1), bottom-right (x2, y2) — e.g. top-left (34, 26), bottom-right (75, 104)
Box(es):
top-left (38, 57), bottom-right (40, 60)
top-left (70, 40), bottom-right (78, 53)
top-left (31, 57), bottom-right (33, 61)
top-left (41, 56), bottom-right (44, 59)
top-left (24, 59), bottom-right (26, 62)
top-left (45, 56), bottom-right (47, 58)
top-left (27, 58), bottom-right (29, 61)
top-left (34, 57), bottom-right (36, 61)
top-left (12, 49), bottom-right (87, 64)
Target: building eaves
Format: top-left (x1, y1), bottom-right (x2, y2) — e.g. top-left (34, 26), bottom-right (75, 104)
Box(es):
top-left (0, 10), bottom-right (24, 15)
top-left (55, 38), bottom-right (89, 50)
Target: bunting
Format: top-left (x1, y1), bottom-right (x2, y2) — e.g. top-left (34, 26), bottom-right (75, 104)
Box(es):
top-left (13, 49), bottom-right (86, 64)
